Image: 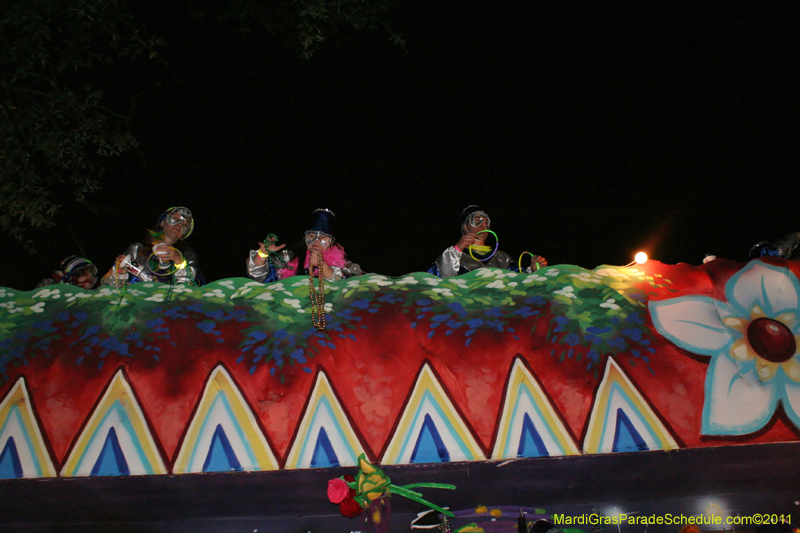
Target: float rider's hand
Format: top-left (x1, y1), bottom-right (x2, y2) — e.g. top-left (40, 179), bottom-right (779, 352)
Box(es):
top-left (254, 241), bottom-right (286, 267)
top-left (153, 243), bottom-right (183, 264)
top-left (456, 233), bottom-right (479, 252)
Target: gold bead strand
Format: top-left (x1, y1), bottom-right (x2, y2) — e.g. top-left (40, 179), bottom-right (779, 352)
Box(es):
top-left (309, 250), bottom-right (326, 330)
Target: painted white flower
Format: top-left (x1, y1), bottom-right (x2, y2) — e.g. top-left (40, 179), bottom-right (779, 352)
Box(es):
top-left (475, 269), bottom-right (498, 278)
top-left (600, 298), bottom-right (620, 310)
top-left (33, 289), bottom-right (60, 299)
top-left (346, 279), bottom-right (361, 288)
top-left (255, 292), bottom-right (274, 301)
top-left (292, 281), bottom-right (307, 287)
top-left (545, 269), bottom-right (560, 277)
top-left (649, 262), bottom-right (800, 435)
top-left (95, 288), bottom-right (115, 297)
top-left (431, 287), bottom-right (453, 297)
top-left (0, 289), bottom-right (13, 298)
top-left (231, 287), bottom-right (253, 299)
top-left (30, 302), bottom-right (46, 313)
top-left (595, 268), bottom-right (629, 279)
top-left (324, 302), bottom-right (333, 312)
top-left (203, 289), bottom-right (226, 298)
top-left (145, 294), bottom-right (165, 302)
top-left (284, 298), bottom-right (301, 308)
top-left (554, 286), bottom-right (576, 298)
top-left (425, 277), bottom-right (442, 286)
top-left (66, 293), bottom-right (94, 303)
top-left (142, 283), bottom-right (155, 288)
top-left (486, 280), bottom-right (506, 289)
top-left (218, 280), bottom-right (235, 289)
top-left (127, 289), bottom-right (146, 297)
top-left (522, 275), bottom-right (548, 284)
top-left (395, 276), bottom-right (419, 285)
top-left (172, 286), bottom-right (193, 294)
top-left (507, 281), bottom-right (518, 288)
top-left (264, 283), bottom-right (285, 291)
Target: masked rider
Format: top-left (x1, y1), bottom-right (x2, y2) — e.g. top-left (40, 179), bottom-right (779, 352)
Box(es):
top-left (37, 255), bottom-right (98, 289)
top-left (102, 206), bottom-right (203, 286)
top-left (246, 208), bottom-right (362, 283)
top-left (429, 205), bottom-right (547, 278)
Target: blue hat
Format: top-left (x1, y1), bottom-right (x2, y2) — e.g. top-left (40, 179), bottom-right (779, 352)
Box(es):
top-left (306, 208), bottom-right (335, 238)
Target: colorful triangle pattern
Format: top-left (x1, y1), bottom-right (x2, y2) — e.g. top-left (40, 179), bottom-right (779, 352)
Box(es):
top-left (60, 369), bottom-right (167, 476)
top-left (173, 365), bottom-right (278, 473)
top-left (0, 377), bottom-right (56, 478)
top-left (382, 362), bottom-right (484, 464)
top-left (491, 357), bottom-right (580, 459)
top-left (284, 370), bottom-right (365, 469)
top-left (583, 357), bottom-right (679, 454)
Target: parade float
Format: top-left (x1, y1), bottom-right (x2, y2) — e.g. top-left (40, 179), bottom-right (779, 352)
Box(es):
top-left (1, 259), bottom-right (799, 532)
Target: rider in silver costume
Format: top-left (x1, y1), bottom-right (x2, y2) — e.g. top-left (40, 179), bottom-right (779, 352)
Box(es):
top-left (102, 206), bottom-right (203, 286)
top-left (429, 205), bottom-right (547, 278)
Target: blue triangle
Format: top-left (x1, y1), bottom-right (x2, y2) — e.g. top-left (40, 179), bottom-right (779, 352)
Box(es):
top-left (612, 408), bottom-right (649, 453)
top-left (203, 424), bottom-right (243, 472)
top-left (91, 427), bottom-right (130, 476)
top-left (410, 414), bottom-right (450, 463)
top-left (517, 413), bottom-right (549, 458)
top-left (0, 437), bottom-right (23, 479)
top-left (310, 427), bottom-right (339, 468)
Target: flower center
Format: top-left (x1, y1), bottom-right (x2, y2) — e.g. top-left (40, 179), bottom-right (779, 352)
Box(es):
top-left (747, 317), bottom-right (796, 363)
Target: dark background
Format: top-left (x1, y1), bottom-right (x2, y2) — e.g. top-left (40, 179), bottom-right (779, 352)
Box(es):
top-left (2, 2), bottom-right (799, 289)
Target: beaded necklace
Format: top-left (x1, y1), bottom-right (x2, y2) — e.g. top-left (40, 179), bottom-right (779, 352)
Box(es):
top-left (309, 250), bottom-right (326, 330)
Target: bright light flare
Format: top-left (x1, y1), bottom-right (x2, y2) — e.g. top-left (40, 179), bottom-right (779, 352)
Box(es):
top-left (634, 252), bottom-right (648, 264)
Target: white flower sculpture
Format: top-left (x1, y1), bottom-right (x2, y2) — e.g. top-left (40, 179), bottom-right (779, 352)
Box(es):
top-left (649, 262), bottom-right (800, 435)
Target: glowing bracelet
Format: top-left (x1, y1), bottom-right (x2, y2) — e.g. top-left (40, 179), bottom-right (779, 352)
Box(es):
top-left (146, 246), bottom-right (182, 276)
top-left (257, 250), bottom-right (268, 259)
top-left (468, 230), bottom-right (499, 262)
top-left (518, 251), bottom-right (542, 273)
top-left (175, 259), bottom-right (188, 270)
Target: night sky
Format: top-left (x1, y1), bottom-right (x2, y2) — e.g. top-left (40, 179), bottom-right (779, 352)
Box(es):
top-left (2, 2), bottom-right (799, 289)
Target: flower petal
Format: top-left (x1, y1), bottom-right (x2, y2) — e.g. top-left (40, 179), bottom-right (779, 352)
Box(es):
top-left (782, 356), bottom-right (800, 383)
top-left (727, 262), bottom-right (800, 316)
top-left (649, 296), bottom-right (733, 356)
top-left (702, 355), bottom-right (779, 435)
top-left (780, 375), bottom-right (800, 430)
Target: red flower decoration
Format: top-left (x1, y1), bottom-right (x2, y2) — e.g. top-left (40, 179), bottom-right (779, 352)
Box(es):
top-left (339, 496), bottom-right (363, 518)
top-left (327, 478), bottom-right (350, 504)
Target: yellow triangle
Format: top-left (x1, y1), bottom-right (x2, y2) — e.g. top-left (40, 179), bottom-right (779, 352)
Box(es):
top-left (382, 362), bottom-right (485, 464)
top-left (0, 377), bottom-right (56, 477)
top-left (173, 365), bottom-right (278, 473)
top-left (491, 357), bottom-right (579, 459)
top-left (583, 357), bottom-right (679, 454)
top-left (284, 369), bottom-right (366, 469)
top-left (60, 369), bottom-right (167, 476)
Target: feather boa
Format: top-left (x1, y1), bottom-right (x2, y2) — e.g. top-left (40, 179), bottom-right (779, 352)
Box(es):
top-left (276, 244), bottom-right (347, 280)
top-left (304, 244), bottom-right (347, 270)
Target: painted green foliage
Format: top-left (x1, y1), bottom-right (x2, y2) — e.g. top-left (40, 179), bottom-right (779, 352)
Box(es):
top-left (0, 266), bottom-right (668, 384)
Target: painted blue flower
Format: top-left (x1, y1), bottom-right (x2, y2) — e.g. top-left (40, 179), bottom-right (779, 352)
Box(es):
top-left (649, 262), bottom-right (800, 435)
